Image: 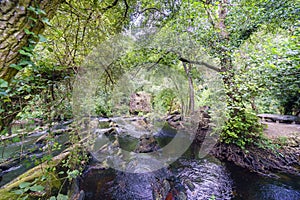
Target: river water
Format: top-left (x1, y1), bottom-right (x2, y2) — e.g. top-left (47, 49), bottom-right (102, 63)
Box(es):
top-left (79, 121), bottom-right (300, 200)
top-left (1, 120), bottom-right (300, 200)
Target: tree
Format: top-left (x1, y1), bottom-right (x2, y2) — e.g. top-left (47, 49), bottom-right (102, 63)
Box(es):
top-left (0, 0), bottom-right (63, 82)
top-left (0, 0), bottom-right (134, 133)
top-left (157, 0), bottom-right (299, 147)
top-left (234, 24), bottom-right (300, 116)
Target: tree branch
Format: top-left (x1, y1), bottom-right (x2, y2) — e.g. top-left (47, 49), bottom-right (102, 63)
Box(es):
top-left (102, 0), bottom-right (119, 12)
top-left (179, 57), bottom-right (220, 72)
top-left (137, 7), bottom-right (167, 17)
top-left (123, 0), bottom-right (129, 18)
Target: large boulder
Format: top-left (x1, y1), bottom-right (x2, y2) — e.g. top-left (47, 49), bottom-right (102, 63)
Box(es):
top-left (129, 92), bottom-right (151, 115)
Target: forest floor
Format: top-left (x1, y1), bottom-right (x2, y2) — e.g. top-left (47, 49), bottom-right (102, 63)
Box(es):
top-left (262, 121), bottom-right (300, 139)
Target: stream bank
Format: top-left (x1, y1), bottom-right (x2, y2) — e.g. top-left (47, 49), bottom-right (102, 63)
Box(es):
top-left (211, 122), bottom-right (300, 177)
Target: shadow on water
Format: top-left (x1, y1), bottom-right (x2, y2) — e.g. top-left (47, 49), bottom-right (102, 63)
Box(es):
top-left (227, 162), bottom-right (300, 200)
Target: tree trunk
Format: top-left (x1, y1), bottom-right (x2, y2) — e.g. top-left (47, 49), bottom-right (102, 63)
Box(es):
top-left (0, 0), bottom-right (63, 82)
top-left (183, 62), bottom-right (195, 114)
top-left (0, 0), bottom-right (63, 133)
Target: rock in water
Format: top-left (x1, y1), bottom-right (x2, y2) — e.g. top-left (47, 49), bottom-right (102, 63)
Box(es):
top-left (135, 134), bottom-right (159, 153)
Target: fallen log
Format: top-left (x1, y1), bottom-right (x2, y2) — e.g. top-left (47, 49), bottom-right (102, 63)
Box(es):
top-left (0, 138), bottom-right (89, 200)
top-left (0, 151), bottom-right (70, 199)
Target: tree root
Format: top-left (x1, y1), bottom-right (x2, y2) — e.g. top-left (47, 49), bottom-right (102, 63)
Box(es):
top-left (211, 142), bottom-right (300, 177)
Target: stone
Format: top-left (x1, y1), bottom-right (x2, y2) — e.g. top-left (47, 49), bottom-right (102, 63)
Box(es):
top-left (135, 134), bottom-right (158, 153)
top-left (129, 92), bottom-right (151, 114)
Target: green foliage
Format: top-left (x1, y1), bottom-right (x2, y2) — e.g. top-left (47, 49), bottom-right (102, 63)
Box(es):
top-left (13, 180), bottom-right (45, 199)
top-left (95, 91), bottom-right (113, 117)
top-left (221, 108), bottom-right (263, 149)
top-left (95, 104), bottom-right (113, 117)
top-left (153, 88), bottom-right (179, 114)
top-left (49, 193), bottom-right (68, 200)
top-left (209, 195), bottom-right (216, 200)
top-left (234, 25), bottom-right (300, 115)
top-left (0, 6), bottom-right (50, 133)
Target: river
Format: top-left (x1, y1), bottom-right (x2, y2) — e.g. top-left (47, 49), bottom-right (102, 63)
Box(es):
top-left (1, 119), bottom-right (300, 200)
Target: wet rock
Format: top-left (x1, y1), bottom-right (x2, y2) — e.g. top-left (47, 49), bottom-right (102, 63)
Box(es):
top-left (177, 191), bottom-right (188, 200)
top-left (109, 121), bottom-right (118, 128)
top-left (0, 158), bottom-right (21, 171)
top-left (193, 107), bottom-right (212, 146)
top-left (103, 127), bottom-right (118, 136)
top-left (72, 190), bottom-right (85, 200)
top-left (131, 118), bottom-right (149, 131)
top-left (153, 179), bottom-right (170, 200)
top-left (166, 112), bottom-right (183, 129)
top-left (212, 141), bottom-right (300, 177)
top-left (170, 110), bottom-right (180, 115)
top-left (89, 118), bottom-right (100, 129)
top-left (166, 114), bottom-right (181, 122)
top-left (168, 120), bottom-right (183, 129)
top-left (172, 115), bottom-right (182, 122)
top-left (135, 134), bottom-right (159, 153)
top-left (35, 134), bottom-right (48, 144)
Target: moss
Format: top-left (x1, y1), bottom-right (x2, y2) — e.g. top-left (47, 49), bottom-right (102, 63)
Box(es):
top-left (0, 189), bottom-right (19, 200)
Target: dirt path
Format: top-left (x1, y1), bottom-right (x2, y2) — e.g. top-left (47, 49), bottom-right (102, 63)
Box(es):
top-left (262, 122), bottom-right (300, 139)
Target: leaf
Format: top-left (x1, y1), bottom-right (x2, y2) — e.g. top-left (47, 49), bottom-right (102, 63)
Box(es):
top-left (19, 182), bottom-right (31, 189)
top-left (0, 79), bottom-right (8, 88)
top-left (42, 18), bottom-right (51, 26)
top-left (28, 17), bottom-right (37, 22)
top-left (0, 91), bottom-right (7, 97)
top-left (27, 6), bottom-right (36, 12)
top-left (13, 189), bottom-right (24, 195)
top-left (57, 194), bottom-right (69, 200)
top-left (9, 64), bottom-right (23, 70)
top-left (47, 47), bottom-right (54, 52)
top-left (36, 8), bottom-right (46, 15)
top-left (24, 28), bottom-right (35, 35)
top-left (24, 94), bottom-right (31, 100)
top-left (12, 137), bottom-right (21, 143)
top-left (19, 50), bottom-right (32, 57)
top-left (22, 195), bottom-right (29, 200)
top-left (68, 169), bottom-right (80, 179)
top-left (49, 197), bottom-right (56, 200)
top-left (19, 60), bottom-right (33, 66)
top-left (29, 39), bottom-right (36, 44)
top-left (38, 34), bottom-right (47, 42)
top-left (29, 185), bottom-right (44, 192)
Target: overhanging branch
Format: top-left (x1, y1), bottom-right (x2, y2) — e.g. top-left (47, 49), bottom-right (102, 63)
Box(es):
top-left (179, 57), bottom-right (220, 72)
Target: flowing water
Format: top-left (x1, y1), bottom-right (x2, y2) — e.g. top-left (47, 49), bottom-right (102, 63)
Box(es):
top-left (1, 118), bottom-right (300, 200)
top-left (0, 122), bottom-right (70, 187)
top-left (79, 120), bottom-right (300, 200)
